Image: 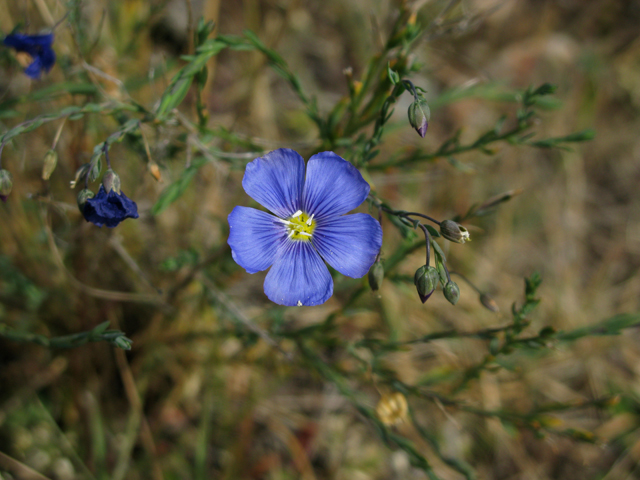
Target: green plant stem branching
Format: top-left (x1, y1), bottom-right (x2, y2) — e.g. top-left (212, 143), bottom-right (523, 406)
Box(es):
top-left (0, 321), bottom-right (132, 350)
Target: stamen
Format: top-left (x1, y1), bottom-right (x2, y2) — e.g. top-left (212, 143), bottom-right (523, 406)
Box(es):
top-left (297, 300), bottom-right (303, 306)
top-left (284, 210), bottom-right (315, 242)
top-left (276, 218), bottom-right (292, 225)
top-left (306, 214), bottom-right (315, 226)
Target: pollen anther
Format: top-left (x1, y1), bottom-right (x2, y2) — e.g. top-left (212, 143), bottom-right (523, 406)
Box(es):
top-left (306, 214), bottom-right (315, 226)
top-left (286, 210), bottom-right (316, 242)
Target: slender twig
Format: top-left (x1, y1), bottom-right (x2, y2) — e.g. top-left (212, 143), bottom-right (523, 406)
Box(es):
top-left (368, 194), bottom-right (442, 226)
top-left (165, 244), bottom-right (228, 302)
top-left (108, 234), bottom-right (161, 294)
top-left (418, 223), bottom-right (431, 266)
top-left (51, 118), bottom-right (66, 149)
top-left (52, 11), bottom-right (70, 30)
top-left (199, 274), bottom-right (292, 361)
top-left (43, 207), bottom-right (167, 306)
top-left (102, 142), bottom-right (111, 169)
top-left (0, 449), bottom-right (54, 480)
top-left (404, 211), bottom-right (441, 226)
top-left (0, 322), bottom-right (131, 350)
top-left (402, 79), bottom-right (419, 99)
top-left (185, 0), bottom-right (194, 54)
top-left (449, 271), bottom-right (481, 294)
top-left (111, 312), bottom-right (164, 480)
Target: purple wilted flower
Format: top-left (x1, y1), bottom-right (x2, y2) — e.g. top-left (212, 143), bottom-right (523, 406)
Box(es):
top-left (228, 149), bottom-right (383, 306)
top-left (83, 185), bottom-right (139, 228)
top-left (3, 32), bottom-right (56, 79)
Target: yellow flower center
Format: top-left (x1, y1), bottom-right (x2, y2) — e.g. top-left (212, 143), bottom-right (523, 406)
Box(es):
top-left (285, 210), bottom-right (316, 241)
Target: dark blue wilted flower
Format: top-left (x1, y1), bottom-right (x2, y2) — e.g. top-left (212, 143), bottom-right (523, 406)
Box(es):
top-left (228, 149), bottom-right (383, 307)
top-left (3, 32), bottom-right (56, 79)
top-left (83, 185), bottom-right (139, 228)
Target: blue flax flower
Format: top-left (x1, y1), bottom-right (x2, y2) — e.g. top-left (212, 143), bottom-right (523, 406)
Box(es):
top-left (83, 185), bottom-right (139, 228)
top-left (228, 149), bottom-right (383, 306)
top-left (3, 32), bottom-right (56, 79)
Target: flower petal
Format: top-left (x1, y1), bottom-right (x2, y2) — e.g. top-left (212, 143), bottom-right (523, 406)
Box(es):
top-left (3, 33), bottom-right (54, 53)
top-left (4, 33), bottom-right (56, 79)
top-left (24, 56), bottom-right (44, 79)
top-left (302, 151), bottom-right (370, 219)
top-left (313, 213), bottom-right (382, 278)
top-left (39, 45), bottom-right (56, 71)
top-left (263, 241), bottom-right (333, 306)
top-left (83, 185), bottom-right (139, 228)
top-left (228, 206), bottom-right (287, 274)
top-left (242, 149), bottom-right (305, 219)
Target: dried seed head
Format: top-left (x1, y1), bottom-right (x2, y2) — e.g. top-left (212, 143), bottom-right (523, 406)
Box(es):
top-left (440, 220), bottom-right (470, 244)
top-left (376, 392), bottom-right (408, 427)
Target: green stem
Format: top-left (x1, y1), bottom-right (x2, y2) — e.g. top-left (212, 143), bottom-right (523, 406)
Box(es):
top-left (0, 322), bottom-right (132, 350)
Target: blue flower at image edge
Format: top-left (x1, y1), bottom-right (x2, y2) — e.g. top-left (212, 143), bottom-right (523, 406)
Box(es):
top-left (3, 32), bottom-right (56, 79)
top-left (83, 185), bottom-right (139, 228)
top-left (228, 149), bottom-right (383, 307)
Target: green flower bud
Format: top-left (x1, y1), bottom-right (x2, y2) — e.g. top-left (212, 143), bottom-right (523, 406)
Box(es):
top-left (113, 336), bottom-right (133, 350)
top-left (444, 280), bottom-right (460, 305)
top-left (479, 293), bottom-right (499, 312)
top-left (77, 188), bottom-right (95, 213)
top-left (102, 168), bottom-right (121, 194)
top-left (0, 169), bottom-right (13, 201)
top-left (440, 220), bottom-right (470, 244)
top-left (368, 261), bottom-right (384, 292)
top-left (408, 97), bottom-right (430, 138)
top-left (414, 265), bottom-right (439, 303)
top-left (41, 149), bottom-right (58, 180)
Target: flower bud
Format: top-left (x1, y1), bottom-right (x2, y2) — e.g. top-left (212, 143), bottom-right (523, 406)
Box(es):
top-left (77, 188), bottom-right (95, 213)
top-left (479, 293), bottom-right (499, 312)
top-left (114, 336), bottom-right (133, 350)
top-left (102, 168), bottom-right (121, 194)
top-left (407, 97), bottom-right (430, 138)
top-left (444, 280), bottom-right (460, 305)
top-left (414, 265), bottom-right (439, 303)
top-left (440, 220), bottom-right (470, 244)
top-left (41, 149), bottom-right (58, 180)
top-left (368, 260), bottom-right (384, 291)
top-left (0, 169), bottom-right (13, 201)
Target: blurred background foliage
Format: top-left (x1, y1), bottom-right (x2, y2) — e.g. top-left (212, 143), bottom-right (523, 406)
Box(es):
top-left (1, 0), bottom-right (640, 479)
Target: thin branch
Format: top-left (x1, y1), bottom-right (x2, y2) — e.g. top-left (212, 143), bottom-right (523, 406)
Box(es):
top-left (199, 274), bottom-right (292, 361)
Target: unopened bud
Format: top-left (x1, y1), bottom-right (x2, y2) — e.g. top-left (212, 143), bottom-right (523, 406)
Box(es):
top-left (414, 265), bottom-right (439, 303)
top-left (77, 188), bottom-right (95, 213)
top-left (408, 97), bottom-right (430, 138)
top-left (444, 280), bottom-right (460, 305)
top-left (102, 168), bottom-right (121, 194)
top-left (0, 169), bottom-right (13, 201)
top-left (440, 220), bottom-right (470, 244)
top-left (479, 293), bottom-right (499, 312)
top-left (114, 336), bottom-right (133, 350)
top-left (148, 162), bottom-right (161, 181)
top-left (41, 149), bottom-right (58, 180)
top-left (368, 261), bottom-right (384, 291)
